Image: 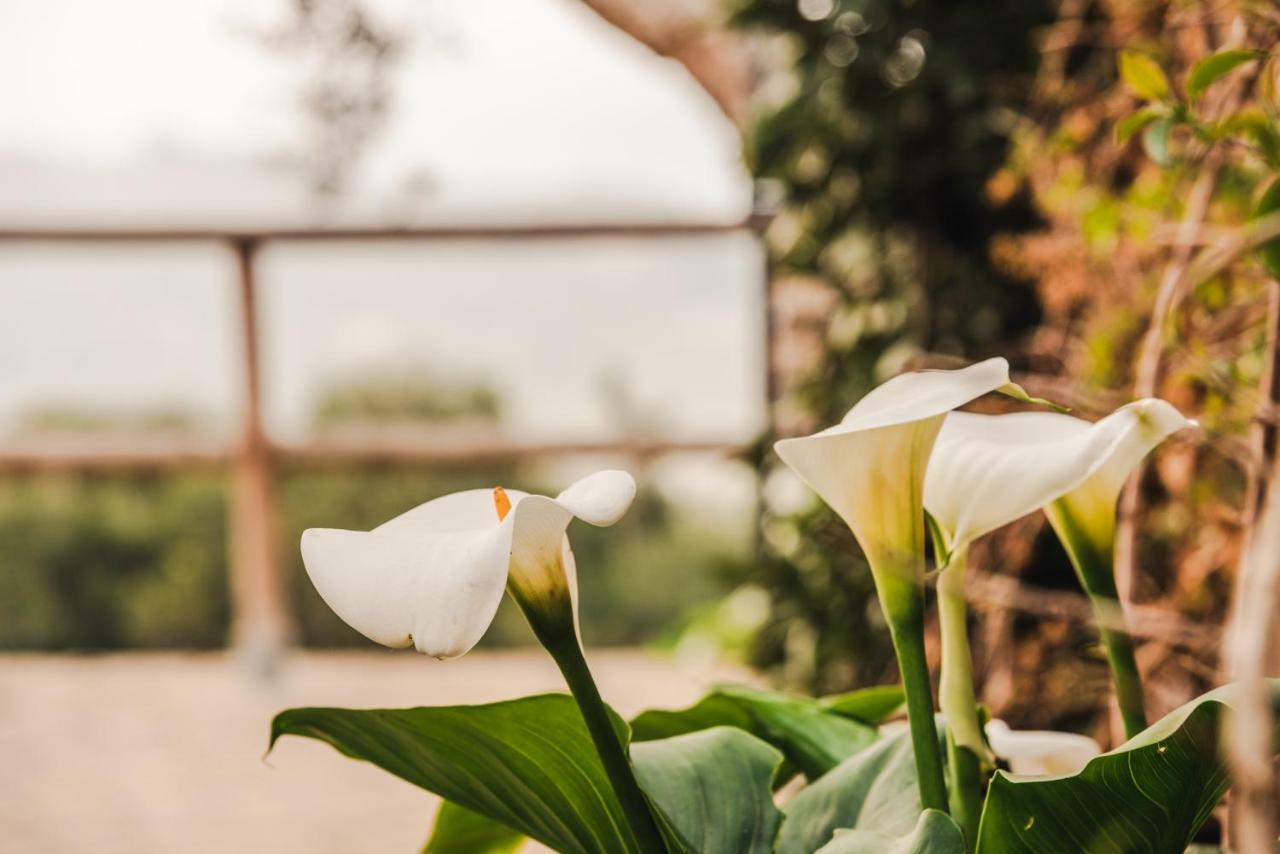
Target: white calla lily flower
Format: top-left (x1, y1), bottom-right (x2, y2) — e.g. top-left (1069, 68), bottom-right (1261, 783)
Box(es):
top-left (774, 357), bottom-right (1013, 600)
top-left (773, 357), bottom-right (1015, 814)
top-left (301, 469), bottom-right (636, 659)
top-left (924, 399), bottom-right (1195, 559)
top-left (925, 398), bottom-right (1193, 743)
top-left (985, 720), bottom-right (1102, 777)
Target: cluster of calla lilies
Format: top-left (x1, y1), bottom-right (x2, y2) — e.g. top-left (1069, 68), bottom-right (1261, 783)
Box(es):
top-left (276, 357), bottom-right (1261, 854)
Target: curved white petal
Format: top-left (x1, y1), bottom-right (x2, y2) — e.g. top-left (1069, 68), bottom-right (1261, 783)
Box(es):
top-left (836, 357), bottom-right (1011, 433)
top-left (301, 470), bottom-right (636, 657)
top-left (554, 469), bottom-right (637, 526)
top-left (1070, 399), bottom-right (1193, 505)
top-left (985, 720), bottom-right (1101, 777)
top-left (773, 360), bottom-right (1010, 575)
top-left (300, 521), bottom-right (513, 658)
top-left (924, 399), bottom-right (1193, 553)
top-left (376, 488), bottom-right (530, 534)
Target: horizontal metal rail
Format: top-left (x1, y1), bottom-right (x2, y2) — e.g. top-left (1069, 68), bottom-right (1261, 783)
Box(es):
top-left (0, 435), bottom-right (747, 472)
top-left (0, 219), bottom-right (761, 244)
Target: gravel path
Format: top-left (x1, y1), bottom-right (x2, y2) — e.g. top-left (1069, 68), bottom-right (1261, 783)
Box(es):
top-left (0, 650), bottom-right (751, 854)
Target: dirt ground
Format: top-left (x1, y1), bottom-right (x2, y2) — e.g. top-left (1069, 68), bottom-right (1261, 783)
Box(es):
top-left (0, 649), bottom-right (752, 854)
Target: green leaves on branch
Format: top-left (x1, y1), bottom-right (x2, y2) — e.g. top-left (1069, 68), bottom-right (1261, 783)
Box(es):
top-left (976, 681), bottom-right (1280, 853)
top-left (1119, 51), bottom-right (1172, 102)
top-left (1254, 177), bottom-right (1280, 278)
top-left (1114, 107), bottom-right (1166, 145)
top-left (1187, 49), bottom-right (1264, 101)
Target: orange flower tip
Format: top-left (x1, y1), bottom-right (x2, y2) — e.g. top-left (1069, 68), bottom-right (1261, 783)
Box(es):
top-left (492, 486), bottom-right (512, 521)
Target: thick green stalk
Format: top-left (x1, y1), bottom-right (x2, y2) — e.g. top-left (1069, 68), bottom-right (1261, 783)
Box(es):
top-left (1045, 500), bottom-right (1148, 739)
top-left (876, 569), bottom-right (949, 814)
top-left (937, 551), bottom-right (986, 850)
top-left (546, 636), bottom-right (667, 854)
top-left (512, 566), bottom-right (665, 853)
top-left (945, 735), bottom-right (982, 852)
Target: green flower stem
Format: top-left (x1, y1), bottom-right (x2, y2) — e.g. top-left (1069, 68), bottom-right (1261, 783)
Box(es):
top-left (875, 567), bottom-right (949, 814)
top-left (1046, 500), bottom-right (1148, 739)
top-left (546, 635), bottom-right (667, 853)
top-left (937, 551), bottom-right (985, 850)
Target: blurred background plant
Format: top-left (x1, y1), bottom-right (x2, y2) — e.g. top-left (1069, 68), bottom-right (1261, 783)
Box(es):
top-left (744, 0), bottom-right (1280, 744)
top-left (0, 369), bottom-right (750, 651)
top-left (738, 0), bottom-right (1054, 692)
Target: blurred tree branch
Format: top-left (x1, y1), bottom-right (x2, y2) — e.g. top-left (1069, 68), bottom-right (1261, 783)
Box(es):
top-left (575, 0), bottom-right (754, 127)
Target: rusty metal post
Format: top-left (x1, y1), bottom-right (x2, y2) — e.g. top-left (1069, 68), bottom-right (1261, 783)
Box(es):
top-left (228, 239), bottom-right (291, 673)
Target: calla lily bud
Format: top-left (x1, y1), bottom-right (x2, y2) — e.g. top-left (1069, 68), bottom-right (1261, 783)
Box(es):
top-left (300, 470), bottom-right (636, 659)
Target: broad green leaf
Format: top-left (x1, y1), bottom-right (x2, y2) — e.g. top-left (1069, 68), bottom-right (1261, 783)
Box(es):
top-left (820, 684), bottom-right (906, 725)
top-left (633, 727), bottom-right (784, 854)
top-left (776, 724), bottom-right (933, 854)
top-left (422, 802), bottom-right (523, 854)
top-left (271, 693), bottom-right (642, 854)
top-left (818, 809), bottom-right (966, 854)
top-left (1119, 51), bottom-right (1171, 102)
top-left (975, 681), bottom-right (1280, 854)
top-left (1142, 117), bottom-right (1172, 166)
top-left (1114, 107), bottom-right (1164, 145)
top-left (631, 684), bottom-right (879, 779)
top-left (1187, 49), bottom-right (1263, 100)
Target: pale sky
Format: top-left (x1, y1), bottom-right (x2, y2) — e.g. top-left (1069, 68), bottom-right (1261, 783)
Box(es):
top-left (0, 0), bottom-right (764, 477)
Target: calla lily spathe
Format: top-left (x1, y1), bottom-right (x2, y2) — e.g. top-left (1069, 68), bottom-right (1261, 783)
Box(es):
top-left (985, 720), bottom-right (1101, 777)
top-left (301, 470), bottom-right (636, 659)
top-left (774, 357), bottom-right (1014, 594)
top-left (924, 399), bottom-right (1195, 559)
top-left (773, 357), bottom-right (1018, 814)
top-left (925, 398), bottom-right (1193, 742)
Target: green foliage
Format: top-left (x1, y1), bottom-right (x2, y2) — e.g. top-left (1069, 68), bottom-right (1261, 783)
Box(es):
top-left (274, 681), bottom-right (1278, 853)
top-left (631, 683), bottom-right (880, 779)
top-left (735, 0), bottom-right (1052, 693)
top-left (422, 802), bottom-right (522, 854)
top-left (312, 367), bottom-right (500, 427)
top-left (819, 810), bottom-right (964, 854)
top-left (1118, 51), bottom-right (1172, 102)
top-left (0, 464), bottom-right (741, 650)
top-left (272, 693), bottom-right (645, 854)
top-left (273, 694), bottom-right (788, 854)
top-left (775, 723), bottom-right (932, 854)
top-left (819, 684), bottom-right (905, 724)
top-left (632, 728), bottom-right (784, 854)
top-left (0, 473), bottom-right (229, 649)
top-left (1114, 107), bottom-right (1165, 145)
top-left (976, 682), bottom-right (1280, 853)
top-left (1187, 49), bottom-right (1264, 101)
top-left (1254, 176), bottom-right (1280, 278)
